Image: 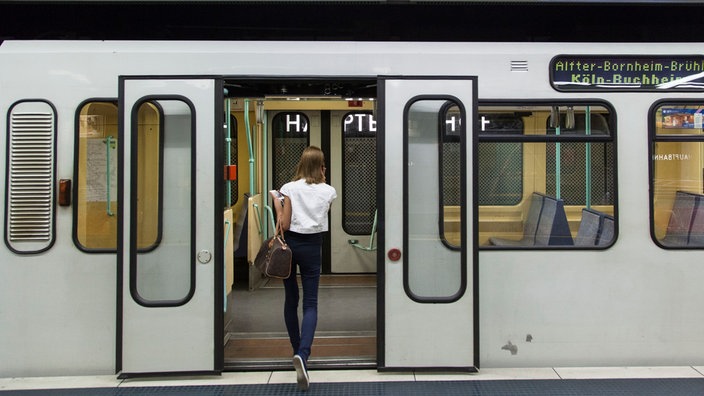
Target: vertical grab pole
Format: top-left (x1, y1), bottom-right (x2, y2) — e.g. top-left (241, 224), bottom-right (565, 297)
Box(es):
top-left (223, 219), bottom-right (231, 312)
top-left (244, 99), bottom-right (255, 196)
top-left (225, 94), bottom-right (232, 207)
top-left (105, 135), bottom-right (115, 216)
top-left (585, 106), bottom-right (592, 209)
top-left (257, 101), bottom-right (269, 240)
top-left (555, 125), bottom-right (561, 200)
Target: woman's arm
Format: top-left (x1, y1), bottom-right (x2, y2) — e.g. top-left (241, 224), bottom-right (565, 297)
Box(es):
top-left (280, 195), bottom-right (292, 232)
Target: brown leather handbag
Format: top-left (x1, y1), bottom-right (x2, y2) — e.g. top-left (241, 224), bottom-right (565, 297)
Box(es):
top-left (254, 221), bottom-right (292, 279)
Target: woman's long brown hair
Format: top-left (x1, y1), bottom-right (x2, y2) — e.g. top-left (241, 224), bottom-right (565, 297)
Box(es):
top-left (292, 146), bottom-right (326, 184)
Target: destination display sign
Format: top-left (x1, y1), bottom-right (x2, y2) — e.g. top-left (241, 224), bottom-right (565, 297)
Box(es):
top-left (551, 56), bottom-right (704, 91)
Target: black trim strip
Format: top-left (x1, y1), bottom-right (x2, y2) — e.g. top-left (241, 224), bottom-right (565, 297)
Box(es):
top-left (129, 95), bottom-right (196, 308)
top-left (4, 99), bottom-right (58, 255)
top-left (214, 78), bottom-right (225, 372)
top-left (648, 99), bottom-right (704, 250)
top-left (72, 99), bottom-right (119, 254)
top-left (376, 78), bottom-right (386, 370)
top-left (403, 94), bottom-right (467, 305)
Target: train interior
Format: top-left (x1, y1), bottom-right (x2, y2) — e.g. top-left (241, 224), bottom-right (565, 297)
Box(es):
top-left (73, 77), bottom-right (704, 372)
top-left (221, 79), bottom-right (379, 369)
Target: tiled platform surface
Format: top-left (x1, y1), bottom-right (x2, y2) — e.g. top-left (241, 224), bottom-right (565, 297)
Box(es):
top-left (2, 367), bottom-right (704, 395)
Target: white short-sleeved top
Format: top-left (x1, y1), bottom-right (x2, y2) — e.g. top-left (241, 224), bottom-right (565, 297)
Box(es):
top-left (280, 178), bottom-right (337, 234)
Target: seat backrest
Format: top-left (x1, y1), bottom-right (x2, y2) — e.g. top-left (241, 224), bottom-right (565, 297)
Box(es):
top-left (522, 193), bottom-right (545, 243)
top-left (663, 191), bottom-right (697, 246)
top-left (687, 195), bottom-right (704, 246)
top-left (534, 196), bottom-right (557, 245)
top-left (575, 208), bottom-right (603, 246)
top-left (597, 216), bottom-right (615, 246)
top-left (233, 193), bottom-right (250, 257)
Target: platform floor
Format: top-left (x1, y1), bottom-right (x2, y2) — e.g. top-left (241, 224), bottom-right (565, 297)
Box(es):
top-left (3, 367), bottom-right (704, 395)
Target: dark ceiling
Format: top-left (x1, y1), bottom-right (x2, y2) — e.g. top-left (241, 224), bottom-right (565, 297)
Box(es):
top-left (0, 1), bottom-right (702, 42)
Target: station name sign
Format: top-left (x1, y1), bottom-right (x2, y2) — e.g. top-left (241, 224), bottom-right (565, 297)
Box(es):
top-left (551, 55), bottom-right (704, 91)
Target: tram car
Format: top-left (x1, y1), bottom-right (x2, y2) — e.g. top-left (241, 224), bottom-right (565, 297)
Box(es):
top-left (2, 40), bottom-right (704, 377)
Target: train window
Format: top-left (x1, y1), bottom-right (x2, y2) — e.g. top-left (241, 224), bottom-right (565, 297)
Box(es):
top-left (478, 114), bottom-right (524, 206)
top-left (272, 112), bottom-right (309, 190)
top-left (650, 102), bottom-right (704, 248)
top-left (75, 101), bottom-right (119, 251)
top-left (406, 98), bottom-right (464, 301)
top-left (132, 99), bottom-right (190, 305)
top-left (478, 103), bottom-right (616, 249)
top-left (342, 112), bottom-right (376, 235)
top-left (5, 100), bottom-right (57, 254)
top-left (441, 104), bottom-right (463, 249)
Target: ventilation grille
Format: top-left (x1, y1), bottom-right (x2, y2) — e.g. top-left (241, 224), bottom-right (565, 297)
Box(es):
top-left (8, 108), bottom-right (54, 249)
top-left (511, 60), bottom-right (529, 72)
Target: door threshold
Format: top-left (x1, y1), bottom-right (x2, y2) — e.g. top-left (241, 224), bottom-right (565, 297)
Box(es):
top-left (224, 357), bottom-right (377, 372)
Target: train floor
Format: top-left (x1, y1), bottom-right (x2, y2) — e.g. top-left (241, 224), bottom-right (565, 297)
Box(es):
top-left (3, 368), bottom-right (704, 395)
top-left (224, 274), bottom-right (377, 370)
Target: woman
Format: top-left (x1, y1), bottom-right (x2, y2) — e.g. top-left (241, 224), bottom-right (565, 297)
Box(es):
top-left (277, 146), bottom-right (337, 391)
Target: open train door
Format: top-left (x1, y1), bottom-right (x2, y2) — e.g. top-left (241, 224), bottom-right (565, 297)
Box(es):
top-left (117, 77), bottom-right (224, 377)
top-left (379, 77), bottom-right (478, 371)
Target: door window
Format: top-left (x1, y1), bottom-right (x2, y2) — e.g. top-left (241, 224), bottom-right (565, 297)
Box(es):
top-left (131, 99), bottom-right (193, 306)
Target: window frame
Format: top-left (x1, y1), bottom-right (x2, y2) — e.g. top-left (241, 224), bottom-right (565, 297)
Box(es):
top-left (271, 111), bottom-right (310, 190)
top-left (648, 99), bottom-right (704, 250)
top-left (403, 95), bottom-right (467, 304)
top-left (341, 110), bottom-right (377, 236)
top-left (129, 96), bottom-right (191, 308)
top-left (477, 99), bottom-right (618, 250)
top-left (73, 98), bottom-right (120, 253)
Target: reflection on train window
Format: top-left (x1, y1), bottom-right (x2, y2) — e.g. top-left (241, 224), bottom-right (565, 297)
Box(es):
top-left (406, 99), bottom-right (465, 302)
top-left (133, 100), bottom-right (192, 305)
top-left (272, 112), bottom-right (309, 190)
top-left (75, 101), bottom-right (119, 251)
top-left (651, 103), bottom-right (704, 248)
top-left (477, 103), bottom-right (616, 249)
top-left (342, 112), bottom-right (376, 235)
top-left (5, 100), bottom-right (56, 254)
top-left (441, 105), bottom-right (462, 249)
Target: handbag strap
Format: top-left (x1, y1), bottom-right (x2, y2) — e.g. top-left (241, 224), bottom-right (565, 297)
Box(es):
top-left (274, 213), bottom-right (285, 240)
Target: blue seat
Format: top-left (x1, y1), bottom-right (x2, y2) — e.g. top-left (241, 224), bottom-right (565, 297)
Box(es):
top-left (489, 193), bottom-right (573, 247)
top-left (534, 195), bottom-right (573, 246)
top-left (688, 198), bottom-right (704, 246)
top-left (489, 193), bottom-right (544, 247)
top-left (661, 191), bottom-right (697, 247)
top-left (575, 208), bottom-right (604, 246)
top-left (597, 215), bottom-right (615, 246)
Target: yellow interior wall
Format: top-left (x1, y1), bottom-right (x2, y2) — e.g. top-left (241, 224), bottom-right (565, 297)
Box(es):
top-left (76, 102), bottom-right (119, 249)
top-left (135, 103), bottom-right (161, 248)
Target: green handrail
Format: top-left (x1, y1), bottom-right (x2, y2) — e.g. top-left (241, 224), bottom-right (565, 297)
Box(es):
top-left (555, 123), bottom-right (561, 200)
top-left (348, 210), bottom-right (378, 251)
top-left (252, 203), bottom-right (263, 235)
top-left (585, 106), bottom-right (592, 209)
top-left (105, 135), bottom-right (115, 216)
top-left (225, 94), bottom-right (232, 207)
top-left (245, 100), bottom-right (267, 238)
top-left (223, 218), bottom-right (231, 312)
top-left (258, 101), bottom-right (270, 240)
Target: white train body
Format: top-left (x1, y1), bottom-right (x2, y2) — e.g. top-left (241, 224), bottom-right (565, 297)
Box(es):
top-left (1, 40), bottom-right (703, 377)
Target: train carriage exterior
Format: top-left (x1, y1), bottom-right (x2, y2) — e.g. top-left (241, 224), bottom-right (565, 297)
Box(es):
top-left (1, 40), bottom-right (704, 378)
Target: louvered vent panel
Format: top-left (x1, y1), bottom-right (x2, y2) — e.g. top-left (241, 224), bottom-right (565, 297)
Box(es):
top-left (7, 107), bottom-right (54, 250)
top-left (511, 60), bottom-right (529, 72)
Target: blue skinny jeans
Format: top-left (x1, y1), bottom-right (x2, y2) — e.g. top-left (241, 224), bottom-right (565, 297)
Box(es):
top-left (282, 231), bottom-right (323, 364)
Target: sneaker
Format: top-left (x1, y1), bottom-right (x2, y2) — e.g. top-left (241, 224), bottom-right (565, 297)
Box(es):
top-left (293, 354), bottom-right (310, 391)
